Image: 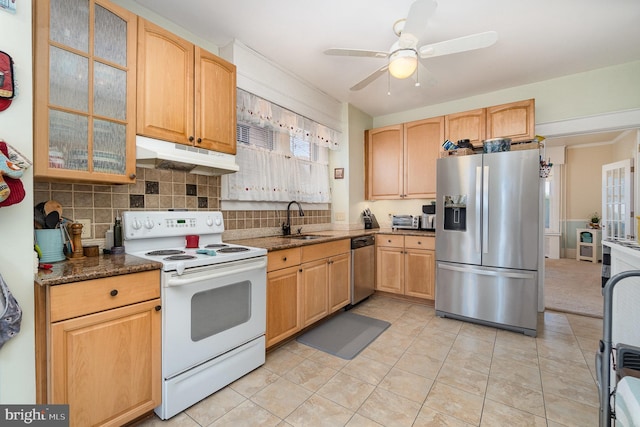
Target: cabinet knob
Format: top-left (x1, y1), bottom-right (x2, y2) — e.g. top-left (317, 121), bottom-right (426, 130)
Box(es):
top-left (299, 269), bottom-right (303, 273)
top-left (283, 257), bottom-right (287, 261)
top-left (110, 289), bottom-right (118, 297)
top-left (189, 136), bottom-right (195, 142)
top-left (417, 241), bottom-right (422, 245)
top-left (388, 240), bottom-right (392, 243)
top-left (155, 305), bottom-right (162, 311)
top-left (129, 173), bottom-right (136, 179)
top-left (197, 138), bottom-right (202, 143)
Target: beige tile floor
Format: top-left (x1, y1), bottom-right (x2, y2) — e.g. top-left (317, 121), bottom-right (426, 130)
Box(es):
top-left (138, 295), bottom-right (601, 427)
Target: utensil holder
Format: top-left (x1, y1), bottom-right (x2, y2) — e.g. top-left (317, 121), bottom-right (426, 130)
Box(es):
top-left (35, 229), bottom-right (65, 263)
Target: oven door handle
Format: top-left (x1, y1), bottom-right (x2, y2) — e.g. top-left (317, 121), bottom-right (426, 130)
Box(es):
top-left (165, 257), bottom-right (267, 287)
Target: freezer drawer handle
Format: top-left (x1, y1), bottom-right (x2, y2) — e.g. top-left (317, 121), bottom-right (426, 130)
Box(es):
top-left (438, 263), bottom-right (535, 280)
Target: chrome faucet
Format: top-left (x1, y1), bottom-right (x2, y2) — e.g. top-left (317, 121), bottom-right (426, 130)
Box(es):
top-left (282, 201), bottom-right (304, 236)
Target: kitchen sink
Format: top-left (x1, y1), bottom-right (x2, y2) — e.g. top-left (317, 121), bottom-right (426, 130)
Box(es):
top-left (282, 234), bottom-right (324, 240)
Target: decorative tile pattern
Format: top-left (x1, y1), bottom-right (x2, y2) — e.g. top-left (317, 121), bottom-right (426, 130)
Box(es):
top-left (35, 167), bottom-right (332, 242)
top-left (129, 194), bottom-right (144, 208)
top-left (145, 180), bottom-right (159, 194)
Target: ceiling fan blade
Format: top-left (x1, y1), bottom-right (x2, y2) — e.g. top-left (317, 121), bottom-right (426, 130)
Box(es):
top-left (324, 48), bottom-right (389, 58)
top-left (418, 30), bottom-right (498, 58)
top-left (400, 0), bottom-right (437, 47)
top-left (350, 65), bottom-right (389, 91)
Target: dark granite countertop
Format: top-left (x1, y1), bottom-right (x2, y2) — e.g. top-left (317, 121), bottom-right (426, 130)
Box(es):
top-left (36, 229), bottom-right (434, 285)
top-left (228, 228), bottom-right (436, 251)
top-left (35, 254), bottom-right (162, 286)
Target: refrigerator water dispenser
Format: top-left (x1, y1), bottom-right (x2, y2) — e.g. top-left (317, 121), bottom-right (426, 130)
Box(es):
top-left (443, 195), bottom-right (467, 231)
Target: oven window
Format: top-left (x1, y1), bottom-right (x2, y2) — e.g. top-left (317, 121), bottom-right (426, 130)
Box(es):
top-left (191, 280), bottom-right (251, 341)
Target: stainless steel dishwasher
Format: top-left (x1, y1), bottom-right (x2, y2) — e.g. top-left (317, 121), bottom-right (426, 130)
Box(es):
top-left (350, 235), bottom-right (375, 305)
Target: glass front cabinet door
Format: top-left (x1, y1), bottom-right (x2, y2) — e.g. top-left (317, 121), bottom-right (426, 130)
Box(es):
top-left (34, 0), bottom-right (137, 183)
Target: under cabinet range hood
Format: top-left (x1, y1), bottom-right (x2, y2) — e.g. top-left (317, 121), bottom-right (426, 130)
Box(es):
top-left (135, 136), bottom-right (239, 176)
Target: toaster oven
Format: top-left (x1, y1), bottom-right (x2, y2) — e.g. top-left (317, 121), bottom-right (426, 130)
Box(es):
top-left (392, 215), bottom-right (419, 230)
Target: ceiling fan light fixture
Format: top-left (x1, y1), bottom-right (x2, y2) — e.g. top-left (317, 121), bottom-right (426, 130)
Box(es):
top-left (388, 48), bottom-right (417, 79)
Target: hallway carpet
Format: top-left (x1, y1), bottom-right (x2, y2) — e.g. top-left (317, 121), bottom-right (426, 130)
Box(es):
top-left (545, 258), bottom-right (603, 318)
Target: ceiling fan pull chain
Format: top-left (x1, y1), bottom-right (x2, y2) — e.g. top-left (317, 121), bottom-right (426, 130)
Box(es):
top-left (387, 68), bottom-right (391, 96)
top-left (415, 63), bottom-right (420, 87)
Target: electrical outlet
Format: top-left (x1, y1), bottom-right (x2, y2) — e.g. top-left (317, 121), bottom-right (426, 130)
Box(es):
top-left (77, 219), bottom-right (91, 238)
top-left (335, 212), bottom-right (346, 221)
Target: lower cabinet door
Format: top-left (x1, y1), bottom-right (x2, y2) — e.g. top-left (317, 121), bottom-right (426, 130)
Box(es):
top-left (301, 259), bottom-right (329, 327)
top-left (328, 253), bottom-right (351, 312)
top-left (376, 246), bottom-right (404, 293)
top-left (405, 248), bottom-right (435, 299)
top-left (266, 265), bottom-right (301, 347)
top-left (50, 299), bottom-right (161, 427)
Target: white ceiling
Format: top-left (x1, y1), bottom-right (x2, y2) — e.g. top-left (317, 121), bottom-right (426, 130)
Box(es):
top-left (133, 0), bottom-right (640, 119)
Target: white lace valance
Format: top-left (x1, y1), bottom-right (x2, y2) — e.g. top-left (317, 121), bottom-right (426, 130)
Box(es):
top-left (237, 89), bottom-right (341, 150)
top-left (224, 144), bottom-right (331, 203)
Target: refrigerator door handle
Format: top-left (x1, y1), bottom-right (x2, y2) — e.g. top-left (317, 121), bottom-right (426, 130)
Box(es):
top-left (475, 166), bottom-right (482, 253)
top-left (438, 263), bottom-right (536, 280)
top-left (483, 166), bottom-right (489, 253)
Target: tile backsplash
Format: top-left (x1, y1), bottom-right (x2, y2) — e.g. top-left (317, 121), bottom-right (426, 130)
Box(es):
top-left (34, 167), bottom-right (332, 242)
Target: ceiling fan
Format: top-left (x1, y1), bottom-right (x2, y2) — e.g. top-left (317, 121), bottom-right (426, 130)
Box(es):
top-left (324, 0), bottom-right (498, 91)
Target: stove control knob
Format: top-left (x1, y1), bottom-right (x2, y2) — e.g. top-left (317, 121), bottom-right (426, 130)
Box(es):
top-left (145, 218), bottom-right (155, 230)
top-left (214, 216), bottom-right (222, 226)
top-left (131, 219), bottom-right (142, 230)
top-left (206, 217), bottom-right (214, 227)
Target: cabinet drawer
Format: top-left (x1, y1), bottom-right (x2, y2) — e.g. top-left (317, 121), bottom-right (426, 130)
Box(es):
top-left (405, 235), bottom-right (435, 250)
top-left (376, 234), bottom-right (404, 248)
top-left (49, 270), bottom-right (160, 322)
top-left (301, 239), bottom-right (350, 263)
top-left (268, 248), bottom-right (301, 272)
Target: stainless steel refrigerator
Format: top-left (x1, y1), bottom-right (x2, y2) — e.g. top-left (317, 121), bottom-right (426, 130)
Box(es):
top-left (435, 149), bottom-right (541, 336)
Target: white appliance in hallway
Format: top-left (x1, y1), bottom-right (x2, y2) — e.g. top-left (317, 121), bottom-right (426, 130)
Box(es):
top-left (435, 149), bottom-right (542, 336)
top-left (123, 211), bottom-right (267, 419)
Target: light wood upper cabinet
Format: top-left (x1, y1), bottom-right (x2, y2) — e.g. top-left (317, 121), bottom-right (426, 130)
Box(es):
top-left (444, 99), bottom-right (536, 148)
top-left (137, 19), bottom-right (237, 154)
top-left (196, 49), bottom-right (237, 153)
top-left (366, 117), bottom-right (443, 200)
top-left (33, 0), bottom-right (137, 183)
top-left (486, 99), bottom-right (535, 142)
top-left (365, 125), bottom-right (403, 199)
top-left (444, 108), bottom-right (486, 148)
top-left (404, 117), bottom-right (444, 197)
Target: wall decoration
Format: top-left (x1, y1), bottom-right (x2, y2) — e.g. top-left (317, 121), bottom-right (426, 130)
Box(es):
top-left (0, 50), bottom-right (15, 111)
top-left (0, 0), bottom-right (16, 14)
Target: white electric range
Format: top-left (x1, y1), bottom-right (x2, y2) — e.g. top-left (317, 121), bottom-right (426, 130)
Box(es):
top-left (122, 210), bottom-right (267, 420)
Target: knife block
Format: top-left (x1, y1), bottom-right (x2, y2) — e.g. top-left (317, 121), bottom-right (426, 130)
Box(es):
top-left (364, 214), bottom-right (379, 229)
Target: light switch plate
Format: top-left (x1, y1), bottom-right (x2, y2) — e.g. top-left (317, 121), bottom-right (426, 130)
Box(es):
top-left (77, 219), bottom-right (91, 238)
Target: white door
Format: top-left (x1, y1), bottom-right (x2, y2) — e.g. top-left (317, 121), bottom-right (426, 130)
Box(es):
top-left (602, 159), bottom-right (633, 240)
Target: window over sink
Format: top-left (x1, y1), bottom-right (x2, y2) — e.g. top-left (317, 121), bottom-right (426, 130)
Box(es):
top-left (222, 89), bottom-right (341, 204)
